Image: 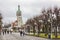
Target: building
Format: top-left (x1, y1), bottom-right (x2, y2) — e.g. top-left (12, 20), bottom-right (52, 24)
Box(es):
top-left (16, 5), bottom-right (23, 28)
top-left (0, 13), bottom-right (2, 34)
top-left (11, 20), bottom-right (18, 31)
top-left (11, 5), bottom-right (23, 32)
top-left (12, 5), bottom-right (23, 31)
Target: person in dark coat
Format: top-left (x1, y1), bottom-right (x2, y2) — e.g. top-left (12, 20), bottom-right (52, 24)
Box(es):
top-left (3, 31), bottom-right (4, 35)
top-left (2, 29), bottom-right (4, 35)
top-left (22, 30), bottom-right (25, 36)
top-left (7, 30), bottom-right (9, 34)
top-left (5, 30), bottom-right (6, 34)
top-left (20, 30), bottom-right (23, 36)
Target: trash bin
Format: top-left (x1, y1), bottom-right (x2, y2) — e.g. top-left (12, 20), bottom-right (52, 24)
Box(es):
top-left (48, 33), bottom-right (51, 39)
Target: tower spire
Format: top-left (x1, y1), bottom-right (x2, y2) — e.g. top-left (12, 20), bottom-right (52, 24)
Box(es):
top-left (18, 5), bottom-right (20, 11)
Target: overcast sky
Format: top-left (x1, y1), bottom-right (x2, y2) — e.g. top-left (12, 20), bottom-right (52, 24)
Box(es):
top-left (0, 0), bottom-right (60, 24)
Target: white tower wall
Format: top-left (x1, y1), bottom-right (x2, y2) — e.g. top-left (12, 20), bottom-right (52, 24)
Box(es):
top-left (16, 5), bottom-right (23, 28)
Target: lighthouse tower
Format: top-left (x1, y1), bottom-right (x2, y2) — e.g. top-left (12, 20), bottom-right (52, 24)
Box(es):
top-left (16, 5), bottom-right (23, 28)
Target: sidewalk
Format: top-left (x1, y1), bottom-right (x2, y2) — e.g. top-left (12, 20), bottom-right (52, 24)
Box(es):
top-left (0, 35), bottom-right (3, 40)
top-left (12, 32), bottom-right (50, 40)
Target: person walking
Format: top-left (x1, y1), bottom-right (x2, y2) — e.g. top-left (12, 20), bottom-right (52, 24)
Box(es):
top-left (3, 31), bottom-right (4, 35)
top-left (7, 30), bottom-right (9, 34)
top-left (5, 30), bottom-right (6, 34)
top-left (20, 30), bottom-right (23, 36)
top-left (2, 29), bottom-right (4, 35)
top-left (22, 30), bottom-right (25, 36)
top-left (2, 30), bottom-right (4, 35)
top-left (19, 29), bottom-right (23, 36)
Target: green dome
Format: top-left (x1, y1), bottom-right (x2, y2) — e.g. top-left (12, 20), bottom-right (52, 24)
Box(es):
top-left (17, 10), bottom-right (21, 16)
top-left (16, 5), bottom-right (21, 16)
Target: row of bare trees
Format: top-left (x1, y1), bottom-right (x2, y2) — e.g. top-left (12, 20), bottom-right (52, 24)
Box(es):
top-left (26, 6), bottom-right (60, 38)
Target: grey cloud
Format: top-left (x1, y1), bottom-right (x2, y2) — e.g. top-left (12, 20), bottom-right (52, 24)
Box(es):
top-left (0, 0), bottom-right (60, 24)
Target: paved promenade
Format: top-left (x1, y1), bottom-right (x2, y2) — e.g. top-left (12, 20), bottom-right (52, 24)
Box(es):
top-left (0, 32), bottom-right (59, 40)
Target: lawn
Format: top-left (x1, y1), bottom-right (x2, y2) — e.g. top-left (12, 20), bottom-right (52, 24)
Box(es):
top-left (29, 33), bottom-right (60, 39)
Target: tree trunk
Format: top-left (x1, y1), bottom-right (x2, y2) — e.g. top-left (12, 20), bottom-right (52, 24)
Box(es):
top-left (33, 26), bottom-right (35, 35)
top-left (55, 26), bottom-right (57, 38)
top-left (38, 26), bottom-right (40, 37)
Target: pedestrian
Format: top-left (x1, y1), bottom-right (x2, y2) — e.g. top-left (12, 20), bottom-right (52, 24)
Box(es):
top-left (3, 31), bottom-right (4, 35)
top-left (22, 30), bottom-right (25, 36)
top-left (2, 29), bottom-right (4, 35)
top-left (20, 31), bottom-right (22, 36)
top-left (5, 30), bottom-right (6, 34)
top-left (19, 29), bottom-right (23, 36)
top-left (7, 30), bottom-right (9, 34)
